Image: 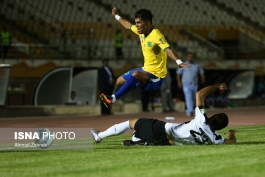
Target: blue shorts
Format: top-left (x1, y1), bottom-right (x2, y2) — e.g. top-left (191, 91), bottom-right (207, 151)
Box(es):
top-left (122, 67), bottom-right (164, 91)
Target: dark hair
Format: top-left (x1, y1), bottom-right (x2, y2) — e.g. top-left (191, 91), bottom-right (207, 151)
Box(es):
top-left (186, 53), bottom-right (195, 57)
top-left (212, 113), bottom-right (229, 130)
top-left (102, 58), bottom-right (109, 63)
top-left (135, 9), bottom-right (152, 24)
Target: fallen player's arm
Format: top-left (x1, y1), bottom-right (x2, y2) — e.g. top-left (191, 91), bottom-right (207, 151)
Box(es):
top-left (224, 130), bottom-right (237, 144)
top-left (112, 7), bottom-right (132, 29)
top-left (164, 48), bottom-right (190, 68)
top-left (196, 83), bottom-right (227, 107)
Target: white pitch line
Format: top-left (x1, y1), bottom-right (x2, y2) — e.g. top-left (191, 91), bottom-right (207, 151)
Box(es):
top-left (240, 127), bottom-right (265, 131)
top-left (229, 123), bottom-right (255, 125)
top-left (11, 124), bottom-right (37, 127)
top-left (62, 124), bottom-right (88, 127)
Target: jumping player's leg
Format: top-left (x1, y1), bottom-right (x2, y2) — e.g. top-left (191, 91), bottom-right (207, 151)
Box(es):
top-left (100, 68), bottom-right (150, 107)
top-left (115, 71), bottom-right (150, 87)
top-left (111, 71), bottom-right (149, 101)
top-left (116, 75), bottom-right (126, 86)
top-left (132, 70), bottom-right (150, 86)
top-left (90, 119), bottom-right (138, 143)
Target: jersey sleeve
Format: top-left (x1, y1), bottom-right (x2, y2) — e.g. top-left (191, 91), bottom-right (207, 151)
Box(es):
top-left (130, 25), bottom-right (139, 35)
top-left (154, 32), bottom-right (170, 51)
top-left (195, 106), bottom-right (208, 124)
top-left (212, 132), bottom-right (225, 144)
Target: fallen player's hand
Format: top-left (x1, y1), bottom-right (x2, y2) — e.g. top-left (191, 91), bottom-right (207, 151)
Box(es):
top-left (112, 7), bottom-right (119, 16)
top-left (179, 63), bottom-right (191, 68)
top-left (224, 129), bottom-right (237, 137)
top-left (217, 83), bottom-right (227, 92)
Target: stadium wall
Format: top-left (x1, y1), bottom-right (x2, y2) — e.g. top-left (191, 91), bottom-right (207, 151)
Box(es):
top-left (3, 59), bottom-right (265, 106)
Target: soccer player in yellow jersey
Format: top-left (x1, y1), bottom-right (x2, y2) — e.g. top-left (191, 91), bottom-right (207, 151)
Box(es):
top-left (100, 8), bottom-right (190, 108)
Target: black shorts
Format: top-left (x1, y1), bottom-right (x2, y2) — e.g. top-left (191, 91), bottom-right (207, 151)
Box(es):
top-left (134, 118), bottom-right (170, 145)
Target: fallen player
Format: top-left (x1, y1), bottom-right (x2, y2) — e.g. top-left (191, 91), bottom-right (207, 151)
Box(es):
top-left (91, 83), bottom-right (237, 145)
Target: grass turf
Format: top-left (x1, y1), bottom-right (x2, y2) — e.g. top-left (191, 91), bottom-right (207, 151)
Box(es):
top-left (1, 125), bottom-right (265, 177)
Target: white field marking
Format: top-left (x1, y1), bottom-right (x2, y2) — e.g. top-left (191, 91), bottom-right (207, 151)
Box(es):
top-left (239, 127), bottom-right (265, 131)
top-left (0, 114), bottom-right (96, 121)
top-left (229, 123), bottom-right (255, 125)
top-left (62, 124), bottom-right (87, 127)
top-left (11, 124), bottom-right (37, 127)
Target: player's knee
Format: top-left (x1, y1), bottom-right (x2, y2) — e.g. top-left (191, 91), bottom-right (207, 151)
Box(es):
top-left (116, 79), bottom-right (122, 86)
top-left (129, 119), bottom-right (138, 129)
top-left (132, 71), bottom-right (140, 78)
top-left (116, 76), bottom-right (125, 86)
top-left (132, 71), bottom-right (148, 80)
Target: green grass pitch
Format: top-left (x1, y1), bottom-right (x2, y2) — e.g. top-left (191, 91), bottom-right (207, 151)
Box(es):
top-left (1, 125), bottom-right (265, 177)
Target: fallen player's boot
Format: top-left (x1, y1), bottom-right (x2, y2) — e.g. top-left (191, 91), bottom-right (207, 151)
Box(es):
top-left (122, 140), bottom-right (148, 146)
top-left (90, 128), bottom-right (102, 143)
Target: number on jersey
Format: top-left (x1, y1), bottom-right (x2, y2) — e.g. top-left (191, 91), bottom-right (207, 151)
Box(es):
top-left (190, 128), bottom-right (209, 144)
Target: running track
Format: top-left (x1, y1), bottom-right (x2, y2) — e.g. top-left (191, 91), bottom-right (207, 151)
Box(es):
top-left (0, 107), bottom-right (264, 132)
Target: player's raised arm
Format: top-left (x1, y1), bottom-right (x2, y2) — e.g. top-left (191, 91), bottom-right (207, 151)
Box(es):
top-left (112, 7), bottom-right (132, 29)
top-left (196, 83), bottom-right (227, 107)
top-left (164, 48), bottom-right (190, 68)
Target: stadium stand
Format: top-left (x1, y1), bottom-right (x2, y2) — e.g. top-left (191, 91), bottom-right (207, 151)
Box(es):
top-left (216, 0), bottom-right (265, 27)
top-left (0, 0), bottom-right (264, 109)
top-left (0, 0), bottom-right (264, 60)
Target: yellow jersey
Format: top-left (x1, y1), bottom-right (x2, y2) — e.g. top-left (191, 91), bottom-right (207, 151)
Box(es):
top-left (130, 25), bottom-right (170, 78)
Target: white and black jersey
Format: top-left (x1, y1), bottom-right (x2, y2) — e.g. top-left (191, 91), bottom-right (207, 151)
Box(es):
top-left (165, 106), bottom-right (225, 145)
